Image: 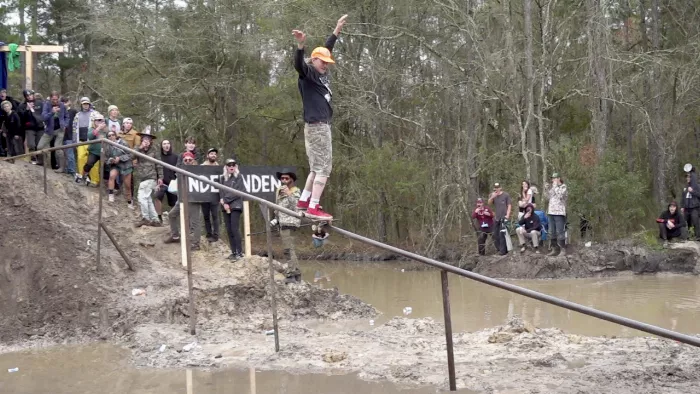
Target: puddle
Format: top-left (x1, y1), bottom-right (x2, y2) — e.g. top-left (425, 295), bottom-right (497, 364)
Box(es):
top-left (302, 261), bottom-right (700, 337)
top-left (0, 344), bottom-right (475, 393)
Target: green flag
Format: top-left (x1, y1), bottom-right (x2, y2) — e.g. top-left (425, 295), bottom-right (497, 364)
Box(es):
top-left (7, 43), bottom-right (20, 72)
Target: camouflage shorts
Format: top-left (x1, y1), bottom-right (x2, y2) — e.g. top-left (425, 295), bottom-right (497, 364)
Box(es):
top-left (304, 123), bottom-right (332, 177)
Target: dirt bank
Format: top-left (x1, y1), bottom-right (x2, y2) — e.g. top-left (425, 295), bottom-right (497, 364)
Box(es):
top-left (2, 160), bottom-right (700, 393)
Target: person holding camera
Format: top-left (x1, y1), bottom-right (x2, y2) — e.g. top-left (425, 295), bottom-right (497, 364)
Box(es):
top-left (270, 169), bottom-right (302, 282)
top-left (488, 182), bottom-right (512, 256)
top-left (471, 198), bottom-right (494, 256)
top-left (544, 172), bottom-right (568, 256)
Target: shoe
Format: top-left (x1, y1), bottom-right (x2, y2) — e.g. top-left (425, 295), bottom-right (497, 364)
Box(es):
top-left (30, 159), bottom-right (37, 165)
top-left (148, 220), bottom-right (162, 227)
top-left (75, 174), bottom-right (83, 183)
top-left (520, 244), bottom-right (526, 253)
top-left (108, 194), bottom-right (115, 203)
top-left (135, 218), bottom-right (150, 228)
top-left (236, 252), bottom-right (245, 260)
top-left (191, 244), bottom-right (201, 251)
top-left (227, 253), bottom-right (239, 261)
top-left (534, 247), bottom-right (540, 254)
top-left (127, 202), bottom-right (135, 210)
top-left (663, 241), bottom-right (670, 248)
top-left (206, 235), bottom-right (216, 243)
top-left (85, 175), bottom-right (92, 186)
top-left (306, 206), bottom-right (333, 221)
top-left (164, 235), bottom-right (181, 244)
top-left (296, 200), bottom-right (310, 210)
top-left (547, 241), bottom-right (560, 257)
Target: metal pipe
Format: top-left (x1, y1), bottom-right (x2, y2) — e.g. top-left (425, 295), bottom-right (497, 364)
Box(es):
top-left (0, 140), bottom-right (95, 162)
top-left (441, 270), bottom-right (457, 391)
top-left (266, 207), bottom-right (280, 352)
top-left (100, 223), bottom-right (135, 271)
top-left (330, 226), bottom-right (700, 348)
top-left (180, 175), bottom-right (196, 335)
top-left (96, 143), bottom-right (105, 271)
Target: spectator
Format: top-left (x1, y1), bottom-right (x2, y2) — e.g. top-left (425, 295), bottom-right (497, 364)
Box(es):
top-left (681, 170), bottom-right (700, 241)
top-left (18, 90), bottom-right (44, 165)
top-left (105, 130), bottom-right (133, 204)
top-left (34, 92), bottom-right (44, 113)
top-left (38, 91), bottom-right (69, 173)
top-left (120, 117), bottom-right (141, 150)
top-left (312, 224), bottom-right (329, 247)
top-left (271, 169), bottom-right (302, 282)
top-left (517, 180), bottom-right (536, 219)
top-left (516, 204), bottom-right (542, 253)
top-left (657, 201), bottom-right (687, 247)
top-left (471, 198), bottom-right (494, 256)
top-left (61, 97), bottom-right (78, 177)
top-left (73, 97), bottom-right (100, 183)
top-left (176, 136), bottom-right (202, 166)
top-left (106, 105), bottom-right (121, 136)
top-left (1, 100), bottom-right (24, 160)
top-left (220, 158), bottom-right (246, 260)
top-left (0, 89), bottom-right (19, 110)
top-left (488, 182), bottom-right (512, 256)
top-left (133, 127), bottom-right (162, 227)
top-left (165, 151), bottom-right (203, 250)
top-left (544, 172), bottom-right (568, 256)
top-left (291, 14), bottom-right (348, 221)
top-left (155, 139), bottom-right (178, 222)
top-left (201, 148), bottom-right (221, 242)
top-left (78, 112), bottom-right (106, 186)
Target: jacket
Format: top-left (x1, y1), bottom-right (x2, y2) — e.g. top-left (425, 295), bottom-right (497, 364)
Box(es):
top-left (202, 160), bottom-right (219, 166)
top-left (1, 111), bottom-right (23, 138)
top-left (134, 146), bottom-right (162, 181)
top-left (681, 173), bottom-right (700, 209)
top-left (121, 129), bottom-right (141, 150)
top-left (106, 139), bottom-right (133, 172)
top-left (294, 34), bottom-right (337, 124)
top-left (64, 108), bottom-right (78, 141)
top-left (220, 173), bottom-right (246, 211)
top-left (471, 206), bottom-right (495, 230)
top-left (518, 208), bottom-right (542, 232)
top-left (274, 186), bottom-right (301, 228)
top-left (73, 108), bottom-right (98, 141)
top-left (160, 148), bottom-right (179, 184)
top-left (545, 183), bottom-right (568, 216)
top-left (18, 102), bottom-right (44, 131)
top-left (41, 101), bottom-right (69, 136)
top-left (658, 207), bottom-right (686, 228)
top-left (87, 125), bottom-right (108, 156)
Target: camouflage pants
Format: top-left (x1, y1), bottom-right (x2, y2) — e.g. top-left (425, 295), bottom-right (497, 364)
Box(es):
top-left (304, 123), bottom-right (332, 177)
top-left (280, 228), bottom-right (300, 275)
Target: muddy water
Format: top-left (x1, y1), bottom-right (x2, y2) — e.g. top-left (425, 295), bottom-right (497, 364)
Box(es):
top-left (0, 344), bottom-right (473, 394)
top-left (303, 261), bottom-right (700, 337)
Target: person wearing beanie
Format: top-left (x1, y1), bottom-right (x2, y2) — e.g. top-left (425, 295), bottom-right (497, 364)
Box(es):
top-left (106, 105), bottom-right (121, 135)
top-left (73, 97), bottom-right (100, 183)
top-left (471, 198), bottom-right (494, 256)
top-left (17, 89), bottom-right (44, 165)
top-left (657, 201), bottom-right (687, 247)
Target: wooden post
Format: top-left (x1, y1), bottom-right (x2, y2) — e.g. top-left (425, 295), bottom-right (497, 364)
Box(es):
top-left (179, 175), bottom-right (196, 335)
top-left (42, 152), bottom-right (47, 195)
top-left (0, 45), bottom-right (65, 90)
top-left (186, 369), bottom-right (193, 394)
top-left (265, 207), bottom-right (280, 352)
top-left (243, 200), bottom-right (252, 257)
top-left (441, 270), bottom-right (457, 391)
top-left (96, 142), bottom-right (105, 271)
top-left (249, 367), bottom-right (256, 394)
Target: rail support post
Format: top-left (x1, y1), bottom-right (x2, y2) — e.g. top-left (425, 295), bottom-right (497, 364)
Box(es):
top-left (265, 207), bottom-right (280, 352)
top-left (96, 142), bottom-right (105, 271)
top-left (441, 270), bottom-right (457, 391)
top-left (179, 174), bottom-right (196, 335)
top-left (42, 152), bottom-right (47, 195)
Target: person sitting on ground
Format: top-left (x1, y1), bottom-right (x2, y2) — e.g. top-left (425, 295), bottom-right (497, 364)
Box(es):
top-left (154, 139), bottom-right (178, 222)
top-left (219, 158), bottom-right (247, 260)
top-left (79, 112), bottom-right (107, 186)
top-left (657, 201), bottom-right (688, 246)
top-left (471, 198), bottom-right (494, 256)
top-left (517, 180), bottom-right (536, 220)
top-left (105, 130), bottom-right (133, 205)
top-left (133, 127), bottom-right (162, 227)
top-left (270, 168), bottom-right (302, 282)
top-left (1, 100), bottom-right (24, 159)
top-left (516, 204), bottom-right (542, 253)
top-left (165, 151), bottom-right (203, 250)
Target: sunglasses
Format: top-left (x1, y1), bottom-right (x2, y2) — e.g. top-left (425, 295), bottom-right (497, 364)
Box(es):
top-left (107, 134), bottom-right (116, 138)
top-left (226, 163), bottom-right (237, 167)
top-left (95, 119), bottom-right (104, 122)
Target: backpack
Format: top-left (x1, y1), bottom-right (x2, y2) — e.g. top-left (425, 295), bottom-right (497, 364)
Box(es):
top-left (535, 210), bottom-right (549, 240)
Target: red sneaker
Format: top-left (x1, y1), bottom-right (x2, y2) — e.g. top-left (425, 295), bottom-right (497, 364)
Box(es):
top-left (296, 200), bottom-right (310, 210)
top-left (306, 206), bottom-right (333, 221)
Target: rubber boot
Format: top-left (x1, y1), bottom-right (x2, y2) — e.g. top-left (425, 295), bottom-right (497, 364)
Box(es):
top-left (547, 240), bottom-right (560, 257)
top-left (558, 239), bottom-right (567, 256)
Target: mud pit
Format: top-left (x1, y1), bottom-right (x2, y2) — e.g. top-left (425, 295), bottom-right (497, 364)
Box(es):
top-left (1, 160), bottom-right (700, 393)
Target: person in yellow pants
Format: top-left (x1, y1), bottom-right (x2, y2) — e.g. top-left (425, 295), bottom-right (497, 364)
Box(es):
top-left (73, 97), bottom-right (101, 185)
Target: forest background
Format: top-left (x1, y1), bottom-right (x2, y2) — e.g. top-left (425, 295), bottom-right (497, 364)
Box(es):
top-left (2, 0), bottom-right (699, 255)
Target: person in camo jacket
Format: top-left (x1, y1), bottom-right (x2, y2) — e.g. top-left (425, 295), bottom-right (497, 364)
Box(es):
top-left (270, 168), bottom-right (302, 283)
top-left (133, 127), bottom-right (163, 227)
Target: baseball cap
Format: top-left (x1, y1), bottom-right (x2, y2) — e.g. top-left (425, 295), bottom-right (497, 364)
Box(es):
top-left (80, 97), bottom-right (91, 104)
top-left (207, 148), bottom-right (218, 154)
top-left (225, 158), bottom-right (237, 165)
top-left (183, 152), bottom-right (195, 160)
top-left (494, 182), bottom-right (501, 188)
top-left (310, 47), bottom-right (335, 64)
top-left (551, 172), bottom-right (560, 178)
top-left (476, 198), bottom-right (484, 203)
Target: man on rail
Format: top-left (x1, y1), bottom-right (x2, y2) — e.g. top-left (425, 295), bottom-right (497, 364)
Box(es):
top-left (291, 14), bottom-right (348, 221)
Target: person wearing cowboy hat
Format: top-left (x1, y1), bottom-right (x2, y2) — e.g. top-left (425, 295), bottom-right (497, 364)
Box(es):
top-left (270, 168), bottom-right (302, 282)
top-left (133, 126), bottom-right (163, 227)
top-left (201, 147), bottom-right (221, 242)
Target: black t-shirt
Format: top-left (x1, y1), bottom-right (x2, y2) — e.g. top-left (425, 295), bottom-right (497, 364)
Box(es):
top-left (294, 34), bottom-right (337, 124)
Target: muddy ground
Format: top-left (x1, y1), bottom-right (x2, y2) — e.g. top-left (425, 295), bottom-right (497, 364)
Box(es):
top-left (1, 160), bottom-right (700, 393)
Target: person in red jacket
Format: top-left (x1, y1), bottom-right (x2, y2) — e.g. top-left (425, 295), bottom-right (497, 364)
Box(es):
top-left (471, 198), bottom-right (495, 256)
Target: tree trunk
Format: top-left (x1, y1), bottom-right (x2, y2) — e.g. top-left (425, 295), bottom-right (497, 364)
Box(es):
top-left (587, 0), bottom-right (610, 159)
top-left (649, 0), bottom-right (666, 207)
top-left (524, 0), bottom-right (538, 180)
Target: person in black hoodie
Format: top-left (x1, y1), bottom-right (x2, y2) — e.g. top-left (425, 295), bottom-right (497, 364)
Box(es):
top-left (17, 90), bottom-right (44, 165)
top-left (657, 201), bottom-right (687, 246)
top-left (0, 89), bottom-right (19, 110)
top-left (1, 100), bottom-right (24, 160)
top-left (220, 158), bottom-right (247, 260)
top-left (516, 204), bottom-right (542, 253)
top-left (681, 169), bottom-right (700, 240)
top-left (155, 139), bottom-right (179, 222)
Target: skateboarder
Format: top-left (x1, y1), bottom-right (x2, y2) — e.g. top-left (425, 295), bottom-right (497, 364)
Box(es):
top-left (291, 14), bottom-right (348, 221)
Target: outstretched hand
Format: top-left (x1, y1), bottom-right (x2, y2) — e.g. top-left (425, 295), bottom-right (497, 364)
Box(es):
top-left (292, 30), bottom-right (306, 45)
top-left (334, 14), bottom-right (348, 35)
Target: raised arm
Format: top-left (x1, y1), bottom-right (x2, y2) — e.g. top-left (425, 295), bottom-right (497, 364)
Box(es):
top-left (326, 14), bottom-right (348, 52)
top-left (292, 30), bottom-right (309, 77)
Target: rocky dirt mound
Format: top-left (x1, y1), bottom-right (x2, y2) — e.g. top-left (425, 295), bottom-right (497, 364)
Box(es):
top-left (458, 240), bottom-right (700, 279)
top-left (0, 161), bottom-right (375, 344)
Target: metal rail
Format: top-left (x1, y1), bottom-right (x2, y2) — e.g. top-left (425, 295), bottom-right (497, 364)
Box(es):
top-left (4, 139), bottom-right (700, 392)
